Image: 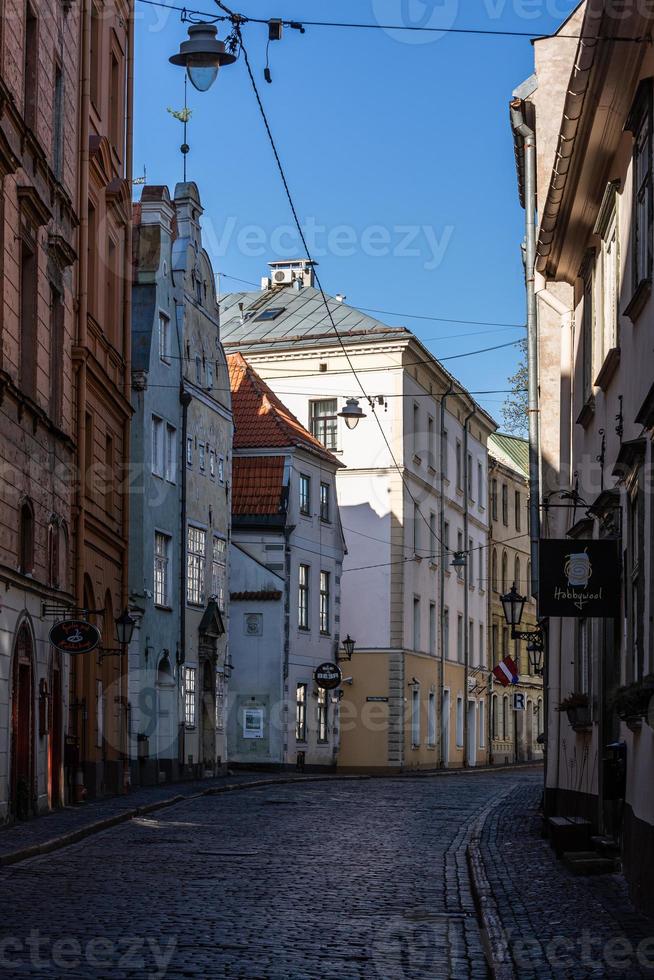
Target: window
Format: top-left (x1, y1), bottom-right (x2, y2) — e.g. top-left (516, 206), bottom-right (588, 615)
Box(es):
top-left (199, 443), bottom-right (206, 472)
top-left (209, 449), bottom-right (216, 480)
top-left (442, 428), bottom-right (449, 477)
top-left (478, 548), bottom-right (484, 592)
top-left (479, 624), bottom-right (485, 668)
top-left (319, 571), bottom-right (330, 634)
top-left (151, 416), bottom-right (164, 477)
top-left (411, 687), bottom-right (420, 746)
top-left (577, 619), bottom-right (591, 695)
top-left (310, 399), bottom-right (338, 450)
top-left (444, 521), bottom-right (450, 558)
top-left (88, 202), bottom-right (97, 316)
top-left (320, 482), bottom-right (330, 522)
top-left (255, 307), bottom-right (285, 322)
top-left (19, 230), bottom-right (37, 399)
top-left (502, 627), bottom-right (509, 659)
top-left (581, 255), bottom-right (595, 403)
top-left (479, 700), bottom-right (486, 748)
top-left (184, 667), bottom-right (196, 728)
top-left (299, 474), bottom-right (311, 516)
top-left (104, 434), bottom-right (114, 513)
top-left (456, 697), bottom-right (464, 747)
top-left (49, 286), bottom-right (64, 424)
top-left (467, 452), bottom-right (473, 499)
top-left (492, 624), bottom-right (499, 666)
top-left (491, 479), bottom-right (498, 520)
top-left (502, 696), bottom-right (510, 742)
top-left (206, 362), bottom-right (214, 389)
top-left (159, 313), bottom-right (171, 363)
top-left (455, 440), bottom-right (462, 490)
top-left (597, 185), bottom-right (619, 362)
top-left (515, 491), bottom-right (521, 531)
top-left (211, 536), bottom-right (226, 609)
top-left (24, 5), bottom-right (38, 130)
top-left (186, 437), bottom-right (193, 467)
top-left (632, 87), bottom-right (652, 291)
top-left (109, 50), bottom-right (122, 152)
top-left (429, 602), bottom-right (436, 655)
top-left (47, 521), bottom-right (59, 588)
top-left (428, 692), bottom-right (436, 747)
top-left (165, 425), bottom-right (176, 482)
top-left (443, 608), bottom-right (450, 659)
top-left (19, 500), bottom-right (34, 574)
top-left (468, 538), bottom-right (473, 588)
top-left (298, 564), bottom-right (310, 630)
top-left (501, 551), bottom-right (508, 593)
top-left (317, 689), bottom-right (328, 743)
top-left (429, 512), bottom-right (436, 558)
top-left (478, 461), bottom-right (484, 507)
top-left (456, 615), bottom-right (463, 663)
top-left (90, 3), bottom-right (101, 108)
top-left (412, 403), bottom-right (419, 456)
top-left (218, 455), bottom-right (225, 484)
top-left (413, 503), bottom-right (420, 554)
top-left (456, 530), bottom-right (464, 580)
top-left (427, 415), bottom-right (434, 467)
top-left (154, 532), bottom-right (171, 606)
top-left (52, 63), bottom-right (64, 179)
top-left (491, 549), bottom-right (498, 592)
top-left (295, 683), bottom-right (307, 741)
top-left (514, 556), bottom-right (521, 592)
top-left (186, 526), bottom-right (206, 605)
top-left (492, 694), bottom-right (498, 739)
top-left (413, 596), bottom-right (421, 651)
top-left (501, 485), bottom-right (508, 525)
top-left (195, 356), bottom-right (203, 385)
top-left (469, 619), bottom-right (475, 666)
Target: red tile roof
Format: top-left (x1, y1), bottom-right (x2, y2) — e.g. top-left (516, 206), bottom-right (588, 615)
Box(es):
top-left (227, 352), bottom-right (343, 466)
top-left (232, 456), bottom-right (286, 517)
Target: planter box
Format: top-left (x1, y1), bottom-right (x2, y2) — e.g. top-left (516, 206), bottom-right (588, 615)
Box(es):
top-left (566, 705), bottom-right (591, 730)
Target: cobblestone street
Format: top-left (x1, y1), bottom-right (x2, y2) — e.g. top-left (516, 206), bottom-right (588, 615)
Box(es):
top-left (0, 770), bottom-right (652, 979)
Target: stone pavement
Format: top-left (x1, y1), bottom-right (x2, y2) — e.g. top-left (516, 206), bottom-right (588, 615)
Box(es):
top-left (0, 770), bottom-right (529, 978)
top-left (479, 781), bottom-right (654, 979)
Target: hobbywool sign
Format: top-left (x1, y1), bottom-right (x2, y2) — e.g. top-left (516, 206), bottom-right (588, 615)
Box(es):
top-left (538, 539), bottom-right (620, 618)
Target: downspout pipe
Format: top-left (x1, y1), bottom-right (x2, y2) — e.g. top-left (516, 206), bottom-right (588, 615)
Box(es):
top-left (510, 86), bottom-right (540, 599)
top-left (439, 383), bottom-right (454, 767)
top-left (462, 408), bottom-right (475, 767)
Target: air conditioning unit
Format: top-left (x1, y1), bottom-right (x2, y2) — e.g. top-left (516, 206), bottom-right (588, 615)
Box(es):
top-left (272, 268), bottom-right (294, 285)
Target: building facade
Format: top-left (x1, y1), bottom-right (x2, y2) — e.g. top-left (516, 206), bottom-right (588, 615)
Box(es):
top-left (487, 434), bottom-right (543, 764)
top-left (0, 0), bottom-right (81, 819)
top-left (227, 353), bottom-right (345, 769)
top-left (513, 0), bottom-right (654, 916)
top-left (129, 182), bottom-right (232, 784)
top-left (220, 265), bottom-right (495, 770)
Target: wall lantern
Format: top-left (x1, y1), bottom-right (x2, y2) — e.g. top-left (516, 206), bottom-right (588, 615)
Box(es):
top-left (500, 583), bottom-right (526, 629)
top-left (451, 551), bottom-right (467, 569)
top-left (115, 609), bottom-right (136, 648)
top-left (501, 583), bottom-right (544, 675)
top-left (169, 24), bottom-right (237, 92)
top-left (339, 634), bottom-right (356, 662)
top-left (338, 397), bottom-right (367, 430)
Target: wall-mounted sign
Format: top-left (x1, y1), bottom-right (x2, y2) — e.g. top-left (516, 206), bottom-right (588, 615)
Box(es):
top-left (538, 539), bottom-right (620, 618)
top-left (243, 707), bottom-right (265, 739)
top-left (366, 696), bottom-right (389, 703)
top-left (514, 693), bottom-right (526, 712)
top-left (49, 619), bottom-right (101, 655)
top-left (314, 662), bottom-right (342, 690)
top-left (244, 613), bottom-right (263, 636)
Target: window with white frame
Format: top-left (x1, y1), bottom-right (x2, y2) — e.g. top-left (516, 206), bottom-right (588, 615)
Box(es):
top-left (456, 530), bottom-right (464, 580)
top-left (479, 623), bottom-right (485, 668)
top-left (596, 183), bottom-right (619, 363)
top-left (310, 399), bottom-right (338, 450)
top-left (206, 362), bottom-right (214, 389)
top-left (195, 355), bottom-right (203, 385)
top-left (165, 424), bottom-right (176, 482)
top-left (413, 502), bottom-right (420, 554)
top-left (457, 614), bottom-right (463, 662)
top-left (320, 482), bottom-right (330, 522)
top-left (154, 531), bottom-right (171, 606)
top-left (152, 416), bottom-right (164, 477)
top-left (478, 548), bottom-right (484, 591)
top-left (319, 571), bottom-right (330, 634)
top-left (428, 691), bottom-right (436, 747)
top-left (413, 596), bottom-right (421, 651)
top-left (478, 461), bottom-right (484, 507)
top-left (442, 428), bottom-right (449, 477)
top-left (411, 686), bottom-right (420, 746)
top-left (211, 536), bottom-right (226, 610)
top-left (467, 452), bottom-right (473, 500)
top-left (317, 688), bottom-right (328, 743)
top-left (429, 602), bottom-right (436, 655)
top-left (296, 683), bottom-right (307, 741)
top-left (186, 436), bottom-right (193, 467)
top-left (187, 526), bottom-right (206, 605)
top-left (456, 696), bottom-right (464, 747)
top-left (427, 415), bottom-right (435, 467)
top-left (184, 666), bottom-right (196, 727)
top-left (218, 455), bottom-right (225, 483)
top-left (298, 564), bottom-right (310, 630)
top-left (429, 512), bottom-right (436, 558)
top-left (159, 313), bottom-right (171, 363)
top-left (444, 608), bottom-right (450, 659)
top-left (455, 439), bottom-right (462, 489)
top-left (299, 474), bottom-right (311, 516)
top-left (209, 449), bottom-right (216, 479)
top-left (469, 618), bottom-right (475, 666)
top-left (468, 537), bottom-right (473, 587)
top-left (199, 443), bottom-right (206, 472)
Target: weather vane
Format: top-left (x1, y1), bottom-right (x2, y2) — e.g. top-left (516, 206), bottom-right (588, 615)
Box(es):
top-left (167, 72), bottom-right (192, 182)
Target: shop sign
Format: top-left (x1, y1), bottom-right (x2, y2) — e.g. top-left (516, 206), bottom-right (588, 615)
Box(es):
top-left (538, 539), bottom-right (620, 617)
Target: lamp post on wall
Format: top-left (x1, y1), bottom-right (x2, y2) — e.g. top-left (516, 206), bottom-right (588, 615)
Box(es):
top-left (500, 583), bottom-right (544, 763)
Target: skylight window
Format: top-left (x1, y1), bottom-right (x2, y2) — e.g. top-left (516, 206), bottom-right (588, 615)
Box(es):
top-left (254, 307), bottom-right (285, 322)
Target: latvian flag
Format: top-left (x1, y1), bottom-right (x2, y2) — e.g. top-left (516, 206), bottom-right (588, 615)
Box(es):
top-left (493, 656), bottom-right (519, 687)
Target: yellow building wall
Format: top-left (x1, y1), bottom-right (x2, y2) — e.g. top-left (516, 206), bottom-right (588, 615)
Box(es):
top-left (338, 652), bottom-right (391, 769)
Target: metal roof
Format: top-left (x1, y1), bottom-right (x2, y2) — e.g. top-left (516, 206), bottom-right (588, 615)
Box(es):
top-left (488, 433), bottom-right (529, 478)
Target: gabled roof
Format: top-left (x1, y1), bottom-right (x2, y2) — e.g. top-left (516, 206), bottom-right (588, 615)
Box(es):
top-left (228, 352), bottom-right (343, 466)
top-left (232, 456), bottom-right (286, 517)
top-left (489, 433), bottom-right (529, 479)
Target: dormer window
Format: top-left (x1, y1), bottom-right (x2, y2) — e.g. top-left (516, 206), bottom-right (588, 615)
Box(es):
top-left (254, 307), bottom-right (285, 322)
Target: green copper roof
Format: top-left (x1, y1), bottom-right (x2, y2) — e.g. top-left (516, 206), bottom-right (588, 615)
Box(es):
top-left (488, 432), bottom-right (529, 478)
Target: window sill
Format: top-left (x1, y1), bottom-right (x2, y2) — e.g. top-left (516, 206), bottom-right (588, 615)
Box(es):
top-left (299, 511), bottom-right (311, 519)
top-left (576, 395), bottom-right (595, 429)
top-left (320, 631), bottom-right (331, 637)
top-left (624, 278), bottom-right (651, 323)
top-left (594, 347), bottom-right (620, 392)
top-left (298, 626), bottom-right (310, 633)
top-left (154, 604), bottom-right (173, 612)
top-left (320, 518), bottom-right (331, 525)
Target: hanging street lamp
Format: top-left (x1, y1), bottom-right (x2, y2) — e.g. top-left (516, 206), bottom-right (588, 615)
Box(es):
top-left (451, 551), bottom-right (467, 569)
top-left (169, 24), bottom-right (237, 92)
top-left (500, 583), bottom-right (544, 675)
top-left (338, 634), bottom-right (356, 662)
top-left (338, 397), bottom-right (367, 430)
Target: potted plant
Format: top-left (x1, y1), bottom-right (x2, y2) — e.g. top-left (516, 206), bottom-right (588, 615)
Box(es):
top-left (557, 692), bottom-right (591, 731)
top-left (612, 675), bottom-right (654, 732)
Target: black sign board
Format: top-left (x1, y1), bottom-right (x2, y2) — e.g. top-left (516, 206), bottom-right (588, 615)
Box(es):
top-left (538, 539), bottom-right (620, 618)
top-left (314, 662), bottom-right (342, 690)
top-left (49, 619), bottom-right (101, 655)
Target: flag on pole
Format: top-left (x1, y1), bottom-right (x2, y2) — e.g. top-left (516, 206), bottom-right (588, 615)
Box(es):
top-left (493, 656), bottom-right (519, 687)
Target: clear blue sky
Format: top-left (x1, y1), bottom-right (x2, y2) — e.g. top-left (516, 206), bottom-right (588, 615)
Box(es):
top-left (133, 0), bottom-right (578, 421)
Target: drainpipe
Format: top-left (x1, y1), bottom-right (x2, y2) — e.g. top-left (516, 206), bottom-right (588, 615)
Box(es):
top-left (462, 408), bottom-right (475, 767)
top-left (439, 383), bottom-right (454, 767)
top-left (510, 90), bottom-right (540, 598)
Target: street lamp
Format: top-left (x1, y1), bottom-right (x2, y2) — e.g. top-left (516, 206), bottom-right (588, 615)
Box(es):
top-left (169, 24), bottom-right (237, 92)
top-left (500, 583), bottom-right (526, 630)
top-left (339, 634), bottom-right (356, 662)
top-left (115, 609), bottom-right (136, 647)
top-left (338, 397), bottom-right (367, 430)
top-left (526, 636), bottom-right (544, 676)
top-left (500, 583), bottom-right (544, 673)
top-left (451, 551), bottom-right (467, 569)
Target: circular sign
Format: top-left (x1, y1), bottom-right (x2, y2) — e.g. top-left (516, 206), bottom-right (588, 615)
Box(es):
top-left (314, 662), bottom-right (342, 690)
top-left (49, 619), bottom-right (101, 655)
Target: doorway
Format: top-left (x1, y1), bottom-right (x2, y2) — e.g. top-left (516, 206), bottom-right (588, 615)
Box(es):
top-left (200, 659), bottom-right (216, 772)
top-left (11, 623), bottom-right (35, 820)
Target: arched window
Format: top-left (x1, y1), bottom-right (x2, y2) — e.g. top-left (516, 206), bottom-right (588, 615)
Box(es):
top-left (19, 500), bottom-right (34, 574)
top-left (491, 549), bottom-right (498, 592)
top-left (501, 551), bottom-right (508, 594)
top-left (47, 518), bottom-right (60, 588)
top-left (514, 556), bottom-right (521, 592)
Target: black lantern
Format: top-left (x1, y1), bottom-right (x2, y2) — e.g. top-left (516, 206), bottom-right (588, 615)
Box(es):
top-left (451, 551), bottom-right (467, 569)
top-left (526, 637), bottom-right (544, 676)
top-left (342, 635), bottom-right (355, 661)
top-left (338, 398), bottom-right (366, 430)
top-left (501, 583), bottom-right (526, 629)
top-left (169, 24), bottom-right (237, 92)
top-left (115, 609), bottom-right (136, 647)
